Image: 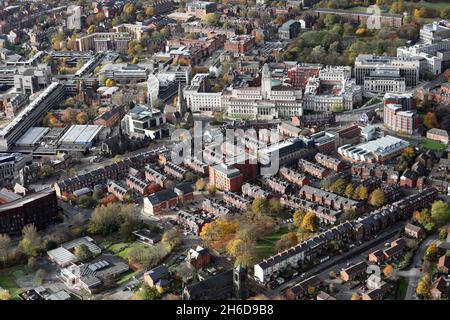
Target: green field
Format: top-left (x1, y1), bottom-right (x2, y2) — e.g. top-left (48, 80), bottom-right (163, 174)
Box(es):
top-left (108, 242), bottom-right (150, 261)
top-left (117, 270), bottom-right (141, 285)
top-left (394, 277), bottom-right (409, 300)
top-left (256, 227), bottom-right (289, 259)
top-left (419, 138), bottom-right (446, 152)
top-left (0, 266), bottom-right (27, 300)
top-left (346, 6), bottom-right (388, 13)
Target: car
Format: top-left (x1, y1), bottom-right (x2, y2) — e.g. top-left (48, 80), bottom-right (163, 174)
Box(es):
top-left (292, 271), bottom-right (299, 277)
top-left (385, 242), bottom-right (390, 247)
top-left (276, 277), bottom-right (285, 285)
top-left (300, 273), bottom-right (306, 278)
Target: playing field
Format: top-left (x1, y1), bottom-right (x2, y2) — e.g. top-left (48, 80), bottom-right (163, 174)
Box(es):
top-left (256, 227), bottom-right (289, 259)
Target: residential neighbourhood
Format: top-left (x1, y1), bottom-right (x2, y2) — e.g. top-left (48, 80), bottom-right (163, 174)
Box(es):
top-left (0, 0), bottom-right (449, 303)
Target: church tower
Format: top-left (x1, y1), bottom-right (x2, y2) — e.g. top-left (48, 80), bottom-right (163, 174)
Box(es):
top-left (233, 265), bottom-right (248, 299)
top-left (261, 63), bottom-right (272, 100)
top-left (176, 81), bottom-right (186, 114)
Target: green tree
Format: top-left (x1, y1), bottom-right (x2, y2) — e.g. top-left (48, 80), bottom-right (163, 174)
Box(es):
top-left (354, 185), bottom-right (368, 201)
top-left (269, 198), bottom-right (283, 214)
top-left (275, 232), bottom-right (298, 252)
top-left (40, 165), bottom-right (54, 178)
top-left (19, 225), bottom-right (42, 257)
top-left (207, 184), bottom-right (216, 195)
top-left (0, 289), bottom-right (12, 300)
top-left (424, 222), bottom-right (436, 234)
top-left (78, 195), bottom-right (97, 209)
top-left (251, 198), bottom-right (268, 215)
top-left (340, 208), bottom-right (358, 222)
top-left (202, 13), bottom-right (220, 27)
top-left (176, 262), bottom-right (196, 283)
top-left (345, 184), bottom-right (354, 199)
top-left (439, 227), bottom-right (448, 241)
top-left (431, 200), bottom-right (449, 226)
top-left (293, 210), bottom-right (304, 228)
top-left (330, 178), bottom-right (347, 195)
top-left (369, 188), bottom-right (385, 207)
top-left (424, 243), bottom-right (439, 262)
top-left (134, 284), bottom-right (162, 300)
top-left (416, 273), bottom-right (431, 299)
top-left (195, 178), bottom-right (206, 191)
top-left (162, 229), bottom-right (181, 250)
top-left (300, 211), bottom-right (318, 233)
top-left (74, 244), bottom-right (92, 262)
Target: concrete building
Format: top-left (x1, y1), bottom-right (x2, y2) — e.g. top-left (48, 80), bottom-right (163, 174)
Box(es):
top-left (338, 135), bottom-right (410, 163)
top-left (183, 73), bottom-right (223, 114)
top-left (355, 54), bottom-right (420, 88)
top-left (186, 1), bottom-right (217, 18)
top-left (420, 20), bottom-right (450, 44)
top-left (225, 64), bottom-right (303, 119)
top-left (278, 20), bottom-right (301, 40)
top-left (74, 32), bottom-right (132, 53)
top-left (121, 105), bottom-right (166, 140)
top-left (0, 82), bottom-right (65, 151)
top-left (58, 125), bottom-right (104, 153)
top-left (99, 63), bottom-right (152, 84)
top-left (363, 68), bottom-right (406, 95)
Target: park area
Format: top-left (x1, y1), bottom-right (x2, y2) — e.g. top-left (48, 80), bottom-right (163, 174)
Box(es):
top-left (419, 138), bottom-right (446, 152)
top-left (256, 227), bottom-right (289, 259)
top-left (0, 266), bottom-right (28, 299)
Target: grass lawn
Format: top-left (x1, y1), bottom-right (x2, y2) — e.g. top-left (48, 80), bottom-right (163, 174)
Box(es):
top-left (117, 270), bottom-right (141, 286)
top-left (347, 6), bottom-right (388, 13)
top-left (0, 266), bottom-right (27, 299)
top-left (419, 138), bottom-right (446, 152)
top-left (395, 277), bottom-right (409, 300)
top-left (110, 242), bottom-right (150, 261)
top-left (256, 227), bottom-right (289, 259)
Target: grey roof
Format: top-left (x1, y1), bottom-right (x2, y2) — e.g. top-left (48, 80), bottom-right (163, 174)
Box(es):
top-left (146, 189), bottom-right (178, 205)
top-left (145, 265), bottom-right (168, 283)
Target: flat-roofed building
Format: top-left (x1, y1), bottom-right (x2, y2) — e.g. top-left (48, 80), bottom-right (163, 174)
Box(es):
top-left (57, 125), bottom-right (103, 153)
top-left (338, 135), bottom-right (410, 163)
top-left (355, 54), bottom-right (420, 88)
top-left (0, 82), bottom-right (65, 151)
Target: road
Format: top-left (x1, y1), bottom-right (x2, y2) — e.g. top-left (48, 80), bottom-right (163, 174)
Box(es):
top-left (265, 222), bottom-right (404, 297)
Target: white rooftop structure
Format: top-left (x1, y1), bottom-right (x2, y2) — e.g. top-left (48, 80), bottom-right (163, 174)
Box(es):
top-left (338, 135), bottom-right (409, 163)
top-left (47, 237), bottom-right (101, 267)
top-left (46, 290), bottom-right (71, 301)
top-left (47, 247), bottom-right (78, 267)
top-left (59, 125), bottom-right (103, 146)
top-left (15, 127), bottom-right (49, 147)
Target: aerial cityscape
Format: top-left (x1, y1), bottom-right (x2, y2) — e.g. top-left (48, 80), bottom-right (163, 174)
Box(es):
top-left (0, 0), bottom-right (450, 304)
